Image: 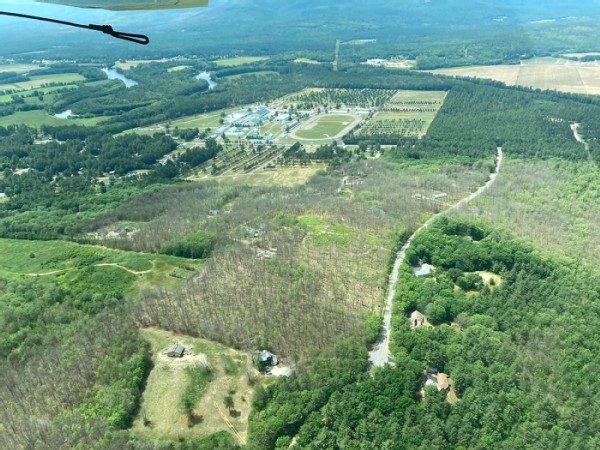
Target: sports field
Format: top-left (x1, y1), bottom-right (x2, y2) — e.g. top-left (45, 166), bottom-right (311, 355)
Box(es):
top-left (429, 57), bottom-right (600, 95)
top-left (295, 114), bottom-right (356, 140)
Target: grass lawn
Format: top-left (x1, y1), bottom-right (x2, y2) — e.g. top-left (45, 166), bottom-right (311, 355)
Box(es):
top-left (295, 114), bottom-right (355, 139)
top-left (213, 56), bottom-right (270, 67)
top-left (132, 328), bottom-right (256, 445)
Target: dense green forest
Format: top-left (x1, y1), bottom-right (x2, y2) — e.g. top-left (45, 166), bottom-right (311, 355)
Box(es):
top-left (247, 218), bottom-right (600, 449)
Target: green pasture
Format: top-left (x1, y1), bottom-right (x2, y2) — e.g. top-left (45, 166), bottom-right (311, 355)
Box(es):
top-left (213, 56), bottom-right (270, 67)
top-left (295, 114), bottom-right (355, 139)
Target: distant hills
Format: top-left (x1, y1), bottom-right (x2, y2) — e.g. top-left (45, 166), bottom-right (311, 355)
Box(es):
top-left (2, 0), bottom-right (600, 58)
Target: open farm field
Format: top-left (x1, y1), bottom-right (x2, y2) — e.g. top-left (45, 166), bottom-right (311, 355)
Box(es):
top-left (0, 110), bottom-right (103, 127)
top-left (429, 57), bottom-right (600, 95)
top-left (213, 56), bottom-right (270, 67)
top-left (132, 328), bottom-right (254, 444)
top-left (0, 63), bottom-right (41, 73)
top-left (294, 114), bottom-right (356, 140)
top-left (0, 73), bottom-right (85, 92)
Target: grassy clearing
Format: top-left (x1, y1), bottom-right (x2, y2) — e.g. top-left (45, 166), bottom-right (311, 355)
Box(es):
top-left (0, 238), bottom-right (202, 290)
top-left (363, 59), bottom-right (416, 69)
top-left (170, 107), bottom-right (239, 130)
top-left (213, 56), bottom-right (270, 67)
top-left (0, 63), bottom-right (41, 73)
top-left (295, 114), bottom-right (355, 139)
top-left (0, 110), bottom-right (102, 127)
top-left (299, 214), bottom-right (355, 246)
top-left (192, 164), bottom-right (325, 187)
top-left (475, 271), bottom-right (502, 288)
top-left (294, 58), bottom-right (321, 65)
top-left (0, 73), bottom-right (85, 92)
top-left (167, 65), bottom-right (192, 72)
top-left (133, 328), bottom-right (255, 444)
top-left (429, 57), bottom-right (600, 95)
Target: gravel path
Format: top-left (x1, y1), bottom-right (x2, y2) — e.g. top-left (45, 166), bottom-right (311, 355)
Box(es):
top-left (368, 147), bottom-right (503, 367)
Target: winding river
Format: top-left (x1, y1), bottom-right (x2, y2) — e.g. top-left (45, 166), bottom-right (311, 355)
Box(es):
top-left (103, 68), bottom-right (138, 88)
top-left (195, 71), bottom-right (217, 90)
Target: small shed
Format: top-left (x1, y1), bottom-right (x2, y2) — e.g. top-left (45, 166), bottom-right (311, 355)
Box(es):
top-left (413, 263), bottom-right (432, 278)
top-left (410, 310), bottom-right (426, 328)
top-left (167, 344), bottom-right (185, 358)
top-left (259, 350), bottom-right (278, 366)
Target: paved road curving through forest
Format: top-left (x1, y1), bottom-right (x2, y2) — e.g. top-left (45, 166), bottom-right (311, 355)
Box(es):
top-left (368, 147), bottom-right (503, 367)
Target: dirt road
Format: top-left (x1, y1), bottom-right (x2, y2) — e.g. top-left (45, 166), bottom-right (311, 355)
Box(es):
top-left (368, 147), bottom-right (503, 367)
